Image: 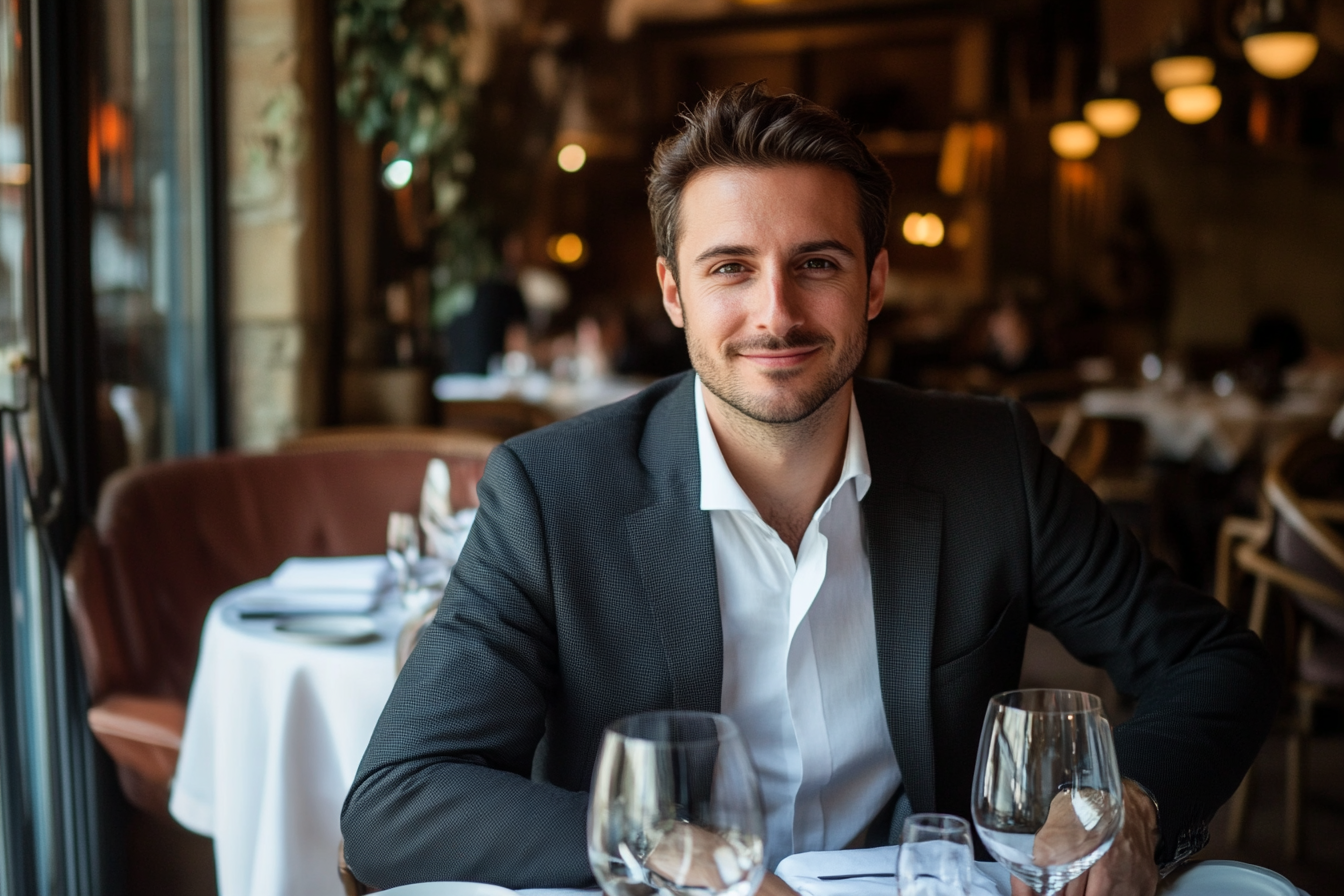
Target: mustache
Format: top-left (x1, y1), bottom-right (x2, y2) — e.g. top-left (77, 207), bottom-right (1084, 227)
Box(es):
top-left (725, 331), bottom-right (832, 356)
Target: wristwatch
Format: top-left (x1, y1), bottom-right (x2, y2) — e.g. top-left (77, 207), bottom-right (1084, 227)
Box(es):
top-left (1127, 778), bottom-right (1206, 877)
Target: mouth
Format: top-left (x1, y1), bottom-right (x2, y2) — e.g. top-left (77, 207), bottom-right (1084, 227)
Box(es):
top-left (735, 346), bottom-right (822, 368)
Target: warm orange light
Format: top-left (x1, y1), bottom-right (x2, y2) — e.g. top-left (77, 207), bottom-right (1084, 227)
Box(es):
top-left (901, 213), bottom-right (945, 248)
top-left (557, 143), bottom-right (587, 172)
top-left (1049, 121), bottom-right (1099, 160)
top-left (547, 233), bottom-right (586, 265)
top-left (1243, 31), bottom-right (1318, 79)
top-left (1151, 55), bottom-right (1215, 92)
top-left (89, 129), bottom-right (100, 192)
top-left (1082, 98), bottom-right (1140, 138)
top-left (1165, 84), bottom-right (1222, 124)
top-left (97, 102), bottom-right (126, 152)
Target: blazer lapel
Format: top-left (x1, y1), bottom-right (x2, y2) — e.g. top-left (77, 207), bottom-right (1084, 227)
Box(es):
top-left (858, 383), bottom-right (944, 820)
top-left (625, 375), bottom-right (722, 714)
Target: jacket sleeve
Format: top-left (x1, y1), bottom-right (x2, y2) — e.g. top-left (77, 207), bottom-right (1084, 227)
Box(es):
top-left (1007, 400), bottom-right (1280, 867)
top-left (340, 444), bottom-right (591, 890)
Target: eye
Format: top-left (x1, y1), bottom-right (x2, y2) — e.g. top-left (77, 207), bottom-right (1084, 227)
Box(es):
top-left (800, 258), bottom-right (836, 270)
top-left (713, 262), bottom-right (746, 275)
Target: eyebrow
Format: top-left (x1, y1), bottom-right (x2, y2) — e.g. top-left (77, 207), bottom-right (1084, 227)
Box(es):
top-left (692, 240), bottom-right (857, 265)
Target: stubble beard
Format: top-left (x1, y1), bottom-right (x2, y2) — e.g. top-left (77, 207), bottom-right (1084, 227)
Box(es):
top-left (685, 315), bottom-right (868, 426)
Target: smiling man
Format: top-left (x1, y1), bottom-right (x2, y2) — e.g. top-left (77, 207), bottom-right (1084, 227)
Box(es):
top-left (342, 84), bottom-right (1278, 896)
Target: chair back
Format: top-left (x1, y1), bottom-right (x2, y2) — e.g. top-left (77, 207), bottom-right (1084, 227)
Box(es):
top-left (1265, 432), bottom-right (1344, 633)
top-left (66, 444), bottom-right (495, 705)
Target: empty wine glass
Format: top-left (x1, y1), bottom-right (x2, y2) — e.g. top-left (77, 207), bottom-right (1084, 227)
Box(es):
top-left (897, 813), bottom-right (974, 896)
top-left (588, 711), bottom-right (765, 896)
top-left (386, 512), bottom-right (420, 595)
top-left (971, 690), bottom-right (1123, 896)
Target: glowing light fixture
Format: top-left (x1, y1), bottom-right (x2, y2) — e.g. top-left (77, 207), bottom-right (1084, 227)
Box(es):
top-left (1244, 31), bottom-right (1318, 78)
top-left (1151, 54), bottom-right (1215, 92)
top-left (901, 213), bottom-right (945, 247)
top-left (547, 233), bottom-right (586, 265)
top-left (1082, 98), bottom-right (1140, 138)
top-left (557, 143), bottom-right (587, 172)
top-left (382, 158), bottom-right (414, 190)
top-left (1049, 121), bottom-right (1100, 160)
top-left (1240, 0), bottom-right (1318, 79)
top-left (1165, 84), bottom-right (1222, 124)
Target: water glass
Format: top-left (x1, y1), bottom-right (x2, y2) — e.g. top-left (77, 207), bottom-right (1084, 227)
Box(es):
top-left (588, 711), bottom-right (765, 896)
top-left (971, 689), bottom-right (1123, 896)
top-left (897, 813), bottom-right (974, 896)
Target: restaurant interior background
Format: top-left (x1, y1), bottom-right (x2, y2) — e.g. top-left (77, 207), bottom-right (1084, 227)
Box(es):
top-left (2, 0), bottom-right (1344, 893)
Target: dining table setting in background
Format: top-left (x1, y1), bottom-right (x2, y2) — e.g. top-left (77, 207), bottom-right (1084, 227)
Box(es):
top-left (168, 459), bottom-right (477, 896)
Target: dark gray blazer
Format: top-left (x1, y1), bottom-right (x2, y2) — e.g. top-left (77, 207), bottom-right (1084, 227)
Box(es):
top-left (342, 373), bottom-right (1278, 891)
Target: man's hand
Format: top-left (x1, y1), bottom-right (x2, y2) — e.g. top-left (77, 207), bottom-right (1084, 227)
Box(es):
top-left (1010, 779), bottom-right (1160, 896)
top-left (643, 823), bottom-right (799, 896)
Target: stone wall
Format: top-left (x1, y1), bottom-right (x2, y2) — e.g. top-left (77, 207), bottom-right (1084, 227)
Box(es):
top-left (225, 0), bottom-right (330, 449)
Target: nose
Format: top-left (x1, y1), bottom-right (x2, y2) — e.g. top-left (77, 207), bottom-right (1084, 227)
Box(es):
top-left (752, 263), bottom-right (804, 338)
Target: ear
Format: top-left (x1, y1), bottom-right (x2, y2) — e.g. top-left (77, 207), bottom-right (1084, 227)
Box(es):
top-left (657, 257), bottom-right (685, 329)
top-left (866, 248), bottom-right (889, 321)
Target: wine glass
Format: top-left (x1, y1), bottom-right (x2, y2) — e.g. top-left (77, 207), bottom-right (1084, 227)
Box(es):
top-left (386, 512), bottom-right (421, 596)
top-left (897, 813), bottom-right (974, 896)
top-left (588, 711), bottom-right (766, 896)
top-left (971, 689), bottom-right (1123, 896)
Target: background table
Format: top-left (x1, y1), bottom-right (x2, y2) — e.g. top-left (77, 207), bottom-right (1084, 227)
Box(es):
top-left (170, 584), bottom-right (411, 896)
top-left (1081, 386), bottom-right (1337, 471)
top-left (433, 372), bottom-right (645, 420)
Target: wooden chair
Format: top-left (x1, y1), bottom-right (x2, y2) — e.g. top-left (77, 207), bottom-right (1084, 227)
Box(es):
top-left (1026, 402), bottom-right (1110, 485)
top-left (439, 398), bottom-right (556, 440)
top-left (1217, 431), bottom-right (1344, 859)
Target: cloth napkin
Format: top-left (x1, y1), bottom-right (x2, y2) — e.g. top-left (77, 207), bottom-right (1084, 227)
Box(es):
top-left (776, 845), bottom-right (1010, 896)
top-left (420, 458), bottom-right (477, 566)
top-left (231, 556), bottom-right (390, 614)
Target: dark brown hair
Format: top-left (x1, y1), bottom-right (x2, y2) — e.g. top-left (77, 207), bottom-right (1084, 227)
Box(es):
top-left (647, 81), bottom-right (893, 279)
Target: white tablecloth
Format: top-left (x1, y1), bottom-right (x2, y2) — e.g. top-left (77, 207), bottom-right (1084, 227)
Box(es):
top-left (433, 372), bottom-right (644, 419)
top-left (170, 586), bottom-right (412, 896)
top-left (1081, 387), bottom-right (1336, 471)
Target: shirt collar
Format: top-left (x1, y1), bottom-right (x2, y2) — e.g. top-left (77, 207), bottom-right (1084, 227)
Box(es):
top-left (695, 375), bottom-right (871, 513)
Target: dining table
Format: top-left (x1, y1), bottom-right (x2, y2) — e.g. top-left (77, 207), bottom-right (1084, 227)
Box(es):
top-left (433, 371), bottom-right (647, 420)
top-left (372, 845), bottom-right (1310, 896)
top-left (1080, 385), bottom-right (1338, 472)
top-left (169, 560), bottom-right (419, 896)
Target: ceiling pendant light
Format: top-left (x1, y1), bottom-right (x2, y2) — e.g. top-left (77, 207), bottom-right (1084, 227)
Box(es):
top-left (1242, 0), bottom-right (1318, 79)
top-left (1151, 53), bottom-right (1216, 92)
top-left (1165, 84), bottom-right (1223, 124)
top-left (1082, 67), bottom-right (1140, 138)
top-left (1049, 121), bottom-right (1100, 160)
top-left (1084, 98), bottom-right (1141, 138)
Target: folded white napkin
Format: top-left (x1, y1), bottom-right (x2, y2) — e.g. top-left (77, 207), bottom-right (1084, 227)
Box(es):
top-left (230, 556), bottom-right (390, 615)
top-left (420, 458), bottom-right (478, 565)
top-left (776, 845), bottom-right (1009, 896)
top-left (270, 555), bottom-right (389, 592)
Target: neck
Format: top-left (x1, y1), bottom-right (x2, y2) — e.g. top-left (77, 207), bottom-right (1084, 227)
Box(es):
top-left (702, 380), bottom-right (854, 555)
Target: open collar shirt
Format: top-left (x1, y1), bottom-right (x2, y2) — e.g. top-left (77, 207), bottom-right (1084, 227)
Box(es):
top-left (694, 377), bottom-right (901, 869)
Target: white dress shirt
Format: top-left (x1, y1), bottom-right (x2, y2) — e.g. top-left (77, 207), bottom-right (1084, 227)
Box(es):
top-left (695, 377), bottom-right (901, 869)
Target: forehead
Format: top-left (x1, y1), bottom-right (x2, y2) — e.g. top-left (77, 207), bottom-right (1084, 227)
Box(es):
top-left (675, 165), bottom-right (861, 258)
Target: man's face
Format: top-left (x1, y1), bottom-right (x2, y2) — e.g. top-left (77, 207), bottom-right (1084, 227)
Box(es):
top-left (657, 165), bottom-right (887, 425)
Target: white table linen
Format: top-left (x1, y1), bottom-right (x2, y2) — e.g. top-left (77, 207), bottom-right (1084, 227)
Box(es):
top-left (1080, 387), bottom-right (1336, 471)
top-left (432, 372), bottom-right (644, 419)
top-left (170, 585), bottom-right (413, 896)
top-left (444, 846), bottom-right (1312, 896)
